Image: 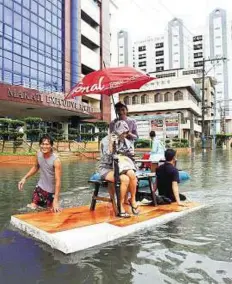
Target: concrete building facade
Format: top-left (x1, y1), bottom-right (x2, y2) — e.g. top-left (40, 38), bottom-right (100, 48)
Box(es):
top-left (132, 35), bottom-right (166, 73)
top-left (120, 75), bottom-right (202, 147)
top-left (117, 30), bottom-right (130, 67)
top-left (0, 0), bottom-right (114, 126)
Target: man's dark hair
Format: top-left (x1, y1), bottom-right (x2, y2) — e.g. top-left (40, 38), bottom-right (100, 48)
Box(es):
top-left (39, 134), bottom-right (54, 146)
top-left (149, 131), bottom-right (156, 138)
top-left (115, 101), bottom-right (128, 111)
top-left (165, 148), bottom-right (176, 161)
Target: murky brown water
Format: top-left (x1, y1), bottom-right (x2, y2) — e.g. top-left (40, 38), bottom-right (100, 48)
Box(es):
top-left (0, 150), bottom-right (232, 284)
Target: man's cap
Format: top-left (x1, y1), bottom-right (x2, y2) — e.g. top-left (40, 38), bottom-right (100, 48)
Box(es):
top-left (115, 101), bottom-right (128, 110)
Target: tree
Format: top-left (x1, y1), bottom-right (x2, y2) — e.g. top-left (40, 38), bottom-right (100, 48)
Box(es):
top-left (24, 117), bottom-right (43, 152)
top-left (0, 118), bottom-right (11, 152)
top-left (68, 128), bottom-right (80, 151)
top-left (47, 123), bottom-right (64, 150)
top-left (94, 121), bottom-right (108, 150)
top-left (80, 123), bottom-right (95, 148)
top-left (8, 119), bottom-right (25, 153)
top-left (80, 133), bottom-right (95, 148)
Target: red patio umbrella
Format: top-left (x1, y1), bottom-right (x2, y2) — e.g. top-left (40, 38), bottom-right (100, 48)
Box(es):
top-left (65, 67), bottom-right (155, 216)
top-left (65, 67), bottom-right (155, 100)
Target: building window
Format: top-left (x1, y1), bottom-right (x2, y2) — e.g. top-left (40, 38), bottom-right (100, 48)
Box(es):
top-left (174, 91), bottom-right (183, 101)
top-left (156, 50), bottom-right (164, 57)
top-left (141, 94), bottom-right (148, 104)
top-left (194, 52), bottom-right (203, 59)
top-left (154, 93), bottom-right (163, 102)
top-left (193, 44), bottom-right (202, 50)
top-left (193, 35), bottom-right (202, 42)
top-left (138, 53), bottom-right (146, 59)
top-left (155, 42), bottom-right (164, 49)
top-left (164, 92), bottom-right (172, 102)
top-left (194, 61), bottom-right (203, 67)
top-left (156, 72), bottom-right (176, 78)
top-left (132, 95), bottom-right (139, 105)
top-left (156, 66), bottom-right (164, 72)
top-left (156, 58), bottom-right (164, 65)
top-left (182, 69), bottom-right (202, 75)
top-left (138, 61), bottom-right (146, 67)
top-left (138, 45), bottom-right (146, 52)
top-left (124, 96), bottom-right (130, 105)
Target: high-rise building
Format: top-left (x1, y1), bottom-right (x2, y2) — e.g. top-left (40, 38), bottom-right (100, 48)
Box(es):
top-left (0, 0), bottom-right (114, 123)
top-left (132, 35), bottom-right (166, 73)
top-left (168, 18), bottom-right (185, 69)
top-left (117, 30), bottom-right (130, 67)
top-left (208, 8), bottom-right (229, 115)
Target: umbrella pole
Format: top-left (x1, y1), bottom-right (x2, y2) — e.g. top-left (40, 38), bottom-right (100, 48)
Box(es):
top-left (111, 94), bottom-right (121, 215)
top-left (111, 94), bottom-right (118, 118)
top-left (113, 149), bottom-right (121, 216)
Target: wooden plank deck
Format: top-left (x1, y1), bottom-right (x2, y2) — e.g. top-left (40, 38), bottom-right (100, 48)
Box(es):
top-left (13, 202), bottom-right (200, 234)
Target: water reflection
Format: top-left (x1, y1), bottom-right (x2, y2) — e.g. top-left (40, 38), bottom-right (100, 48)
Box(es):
top-left (0, 151), bottom-right (232, 283)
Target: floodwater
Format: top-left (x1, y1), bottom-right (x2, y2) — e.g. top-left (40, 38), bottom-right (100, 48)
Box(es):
top-left (0, 150), bottom-right (232, 284)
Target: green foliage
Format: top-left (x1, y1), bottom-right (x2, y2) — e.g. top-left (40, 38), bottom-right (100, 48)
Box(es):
top-left (94, 121), bottom-right (108, 131)
top-left (0, 118), bottom-right (12, 127)
top-left (80, 133), bottom-right (94, 141)
top-left (24, 117), bottom-right (42, 124)
top-left (215, 134), bottom-right (232, 148)
top-left (180, 138), bottom-right (188, 144)
top-left (94, 132), bottom-right (108, 141)
top-left (172, 142), bottom-right (188, 148)
top-left (48, 126), bottom-right (64, 142)
top-left (9, 120), bottom-right (24, 127)
top-left (135, 139), bottom-right (150, 148)
top-left (82, 123), bottom-right (95, 132)
top-left (24, 117), bottom-right (43, 148)
top-left (80, 133), bottom-right (95, 148)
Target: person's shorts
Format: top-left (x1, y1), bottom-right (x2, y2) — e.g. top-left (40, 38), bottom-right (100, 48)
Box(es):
top-left (32, 186), bottom-right (54, 208)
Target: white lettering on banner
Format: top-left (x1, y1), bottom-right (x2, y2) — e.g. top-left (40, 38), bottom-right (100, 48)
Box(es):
top-left (69, 74), bottom-right (143, 95)
top-left (109, 75), bottom-right (141, 88)
top-left (70, 76), bottom-right (105, 95)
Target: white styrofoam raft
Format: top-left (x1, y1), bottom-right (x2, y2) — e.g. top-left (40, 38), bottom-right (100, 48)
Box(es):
top-left (11, 204), bottom-right (207, 254)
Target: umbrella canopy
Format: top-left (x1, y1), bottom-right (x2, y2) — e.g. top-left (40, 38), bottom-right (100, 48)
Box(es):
top-left (65, 67), bottom-right (155, 99)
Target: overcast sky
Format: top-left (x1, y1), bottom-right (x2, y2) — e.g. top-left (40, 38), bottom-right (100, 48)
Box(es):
top-left (111, 0), bottom-right (232, 42)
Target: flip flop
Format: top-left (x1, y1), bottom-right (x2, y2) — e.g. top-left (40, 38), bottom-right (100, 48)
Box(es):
top-left (129, 201), bottom-right (140, 215)
top-left (118, 212), bottom-right (131, 218)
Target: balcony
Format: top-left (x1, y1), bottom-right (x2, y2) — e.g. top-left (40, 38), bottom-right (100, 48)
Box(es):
top-left (81, 0), bottom-right (100, 25)
top-left (180, 121), bottom-right (202, 132)
top-left (127, 100), bottom-right (202, 116)
top-left (81, 20), bottom-right (100, 47)
top-left (81, 44), bottom-right (100, 71)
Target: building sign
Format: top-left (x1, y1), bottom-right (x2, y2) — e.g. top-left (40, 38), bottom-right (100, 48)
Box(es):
top-left (7, 88), bottom-right (93, 113)
top-left (136, 120), bottom-right (150, 139)
top-left (150, 119), bottom-right (164, 139)
top-left (165, 117), bottom-right (179, 138)
top-left (131, 114), bottom-right (180, 140)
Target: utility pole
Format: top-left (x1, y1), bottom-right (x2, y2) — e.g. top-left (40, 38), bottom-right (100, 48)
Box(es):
top-left (201, 58), bottom-right (206, 149)
top-left (201, 57), bottom-right (227, 149)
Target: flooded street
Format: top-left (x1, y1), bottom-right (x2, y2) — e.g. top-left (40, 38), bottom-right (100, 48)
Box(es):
top-left (0, 150), bottom-right (232, 284)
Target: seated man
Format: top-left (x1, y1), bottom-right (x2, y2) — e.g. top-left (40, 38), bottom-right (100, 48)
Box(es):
top-left (155, 148), bottom-right (186, 206)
